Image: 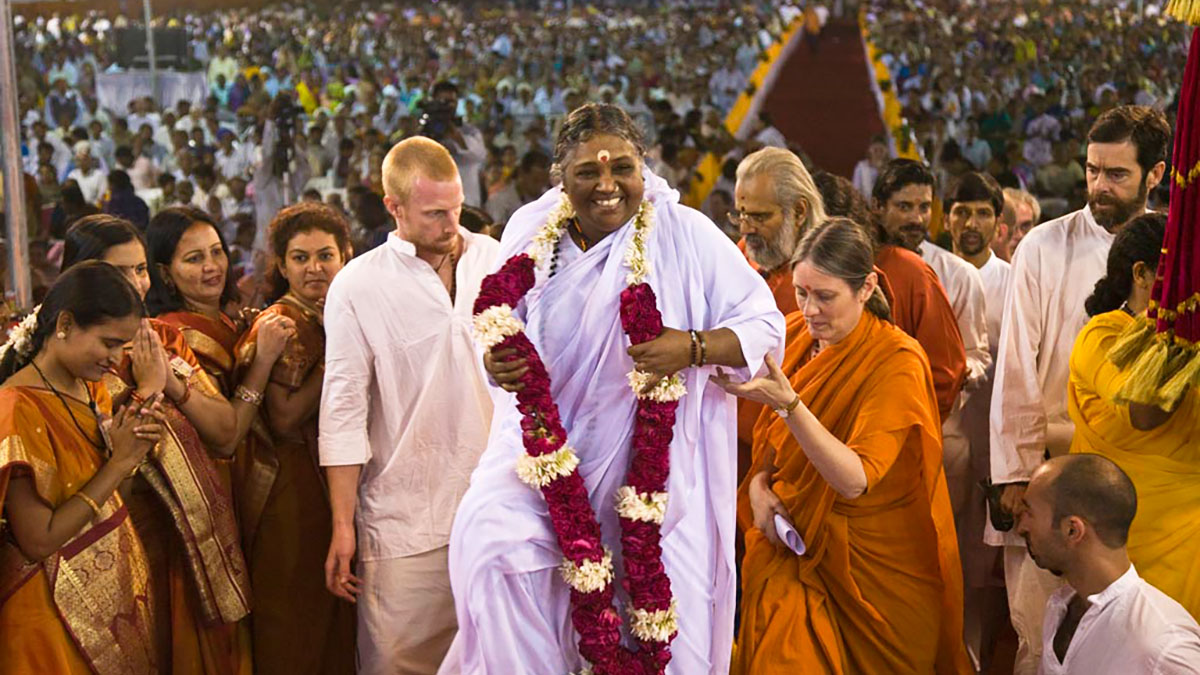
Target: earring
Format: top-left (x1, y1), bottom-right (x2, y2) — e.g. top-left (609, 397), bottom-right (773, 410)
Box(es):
top-left (56, 331), bottom-right (66, 339)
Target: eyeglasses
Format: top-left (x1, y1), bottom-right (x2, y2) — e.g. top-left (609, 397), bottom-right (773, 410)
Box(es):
top-left (726, 210), bottom-right (779, 227)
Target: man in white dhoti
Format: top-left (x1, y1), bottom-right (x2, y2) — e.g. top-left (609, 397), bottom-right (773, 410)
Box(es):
top-left (440, 104), bottom-right (785, 674)
top-left (320, 137), bottom-right (499, 675)
top-left (990, 104), bottom-right (1169, 674)
top-left (944, 170), bottom-right (1011, 669)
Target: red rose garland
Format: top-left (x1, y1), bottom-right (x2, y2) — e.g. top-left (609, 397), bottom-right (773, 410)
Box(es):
top-left (472, 199), bottom-right (681, 674)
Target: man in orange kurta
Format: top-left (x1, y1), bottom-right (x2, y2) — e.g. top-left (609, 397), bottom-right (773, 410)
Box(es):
top-left (736, 311), bottom-right (971, 674)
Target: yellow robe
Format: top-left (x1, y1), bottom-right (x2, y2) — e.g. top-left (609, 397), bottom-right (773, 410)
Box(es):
top-left (1068, 309), bottom-right (1200, 618)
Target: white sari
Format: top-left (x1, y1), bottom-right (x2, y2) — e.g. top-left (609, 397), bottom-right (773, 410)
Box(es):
top-left (441, 170), bottom-right (784, 674)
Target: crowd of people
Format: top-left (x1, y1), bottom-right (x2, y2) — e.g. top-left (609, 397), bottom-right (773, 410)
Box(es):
top-left (9, 0), bottom-right (805, 307)
top-left (861, 0), bottom-right (1189, 221)
top-left (3, 2), bottom-right (1200, 675)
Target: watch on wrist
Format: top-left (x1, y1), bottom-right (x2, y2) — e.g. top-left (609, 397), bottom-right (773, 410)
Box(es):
top-left (774, 394), bottom-right (801, 419)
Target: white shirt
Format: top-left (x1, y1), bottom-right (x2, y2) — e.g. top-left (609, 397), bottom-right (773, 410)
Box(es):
top-left (67, 166), bottom-right (106, 205)
top-left (1041, 565), bottom-right (1200, 675)
top-left (319, 229), bottom-right (500, 560)
top-left (991, 206), bottom-right (1114, 485)
top-left (977, 251), bottom-right (1012, 358)
top-left (920, 242), bottom-right (991, 392)
top-left (852, 159), bottom-right (879, 199)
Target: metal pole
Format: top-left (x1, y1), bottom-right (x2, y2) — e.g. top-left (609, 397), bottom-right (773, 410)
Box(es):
top-left (143, 0), bottom-right (157, 102)
top-left (0, 0), bottom-right (32, 310)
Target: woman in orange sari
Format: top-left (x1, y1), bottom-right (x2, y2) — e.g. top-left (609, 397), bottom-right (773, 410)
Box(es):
top-left (1068, 212), bottom-right (1200, 618)
top-left (145, 206), bottom-right (296, 552)
top-left (717, 218), bottom-right (970, 674)
top-left (234, 202), bottom-right (356, 673)
top-left (0, 262), bottom-right (166, 674)
top-left (61, 214), bottom-right (253, 674)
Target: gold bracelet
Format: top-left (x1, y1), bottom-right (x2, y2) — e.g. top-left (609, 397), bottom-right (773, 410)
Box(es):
top-left (235, 385), bottom-right (264, 406)
top-left (74, 491), bottom-right (102, 518)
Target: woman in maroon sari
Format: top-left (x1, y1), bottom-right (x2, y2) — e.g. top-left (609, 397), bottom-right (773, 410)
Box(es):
top-left (235, 202), bottom-right (356, 673)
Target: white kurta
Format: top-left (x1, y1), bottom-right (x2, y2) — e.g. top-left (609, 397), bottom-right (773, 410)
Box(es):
top-left (440, 172), bottom-right (785, 674)
top-left (919, 241), bottom-right (992, 583)
top-left (1040, 566), bottom-right (1200, 675)
top-left (989, 205), bottom-right (1116, 485)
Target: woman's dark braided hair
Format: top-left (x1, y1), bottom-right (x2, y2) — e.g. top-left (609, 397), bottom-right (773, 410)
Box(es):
top-left (1084, 211), bottom-right (1166, 317)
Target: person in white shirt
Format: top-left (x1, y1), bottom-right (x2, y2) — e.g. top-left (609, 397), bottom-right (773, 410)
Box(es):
top-left (851, 135), bottom-right (888, 198)
top-left (320, 137), bottom-right (499, 675)
top-left (991, 104), bottom-right (1170, 675)
top-left (1017, 454), bottom-right (1200, 675)
top-left (66, 141), bottom-right (106, 205)
top-left (945, 170), bottom-right (1012, 669)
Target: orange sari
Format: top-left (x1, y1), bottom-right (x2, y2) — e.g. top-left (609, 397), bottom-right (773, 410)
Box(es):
top-left (0, 384), bottom-right (157, 674)
top-left (735, 312), bottom-right (970, 674)
top-left (234, 294), bottom-right (355, 674)
top-left (103, 319), bottom-right (253, 674)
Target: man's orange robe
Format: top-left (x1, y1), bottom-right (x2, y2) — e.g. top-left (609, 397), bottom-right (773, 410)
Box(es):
top-left (735, 312), bottom-right (971, 674)
top-left (875, 244), bottom-right (966, 421)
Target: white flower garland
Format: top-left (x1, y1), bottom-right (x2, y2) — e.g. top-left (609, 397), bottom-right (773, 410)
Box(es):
top-left (520, 193), bottom-right (685, 660)
top-left (0, 306), bottom-right (40, 362)
top-left (516, 445), bottom-right (581, 488)
top-left (473, 304), bottom-right (526, 351)
top-left (560, 548), bottom-right (615, 593)
top-left (614, 486), bottom-right (669, 525)
top-left (628, 600), bottom-right (679, 643)
top-left (626, 370), bottom-right (687, 403)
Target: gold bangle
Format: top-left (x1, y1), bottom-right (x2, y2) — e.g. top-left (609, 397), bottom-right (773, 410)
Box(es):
top-left (74, 491), bottom-right (102, 518)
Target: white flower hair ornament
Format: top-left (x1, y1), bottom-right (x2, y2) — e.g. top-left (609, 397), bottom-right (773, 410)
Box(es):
top-left (0, 306), bottom-right (41, 362)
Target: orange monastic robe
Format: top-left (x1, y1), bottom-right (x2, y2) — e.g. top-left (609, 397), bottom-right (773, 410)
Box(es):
top-left (0, 384), bottom-right (157, 675)
top-left (735, 311), bottom-right (971, 674)
top-left (876, 244), bottom-right (967, 421)
top-left (234, 295), bottom-right (356, 674)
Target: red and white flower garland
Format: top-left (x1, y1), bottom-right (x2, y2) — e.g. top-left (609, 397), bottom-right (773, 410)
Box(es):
top-left (472, 195), bottom-right (682, 675)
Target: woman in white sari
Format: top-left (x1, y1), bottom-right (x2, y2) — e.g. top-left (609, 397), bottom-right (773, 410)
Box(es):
top-left (441, 104), bottom-right (785, 674)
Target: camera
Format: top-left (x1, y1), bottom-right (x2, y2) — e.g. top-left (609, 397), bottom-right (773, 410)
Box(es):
top-left (273, 98), bottom-right (302, 176)
top-left (419, 98), bottom-right (459, 143)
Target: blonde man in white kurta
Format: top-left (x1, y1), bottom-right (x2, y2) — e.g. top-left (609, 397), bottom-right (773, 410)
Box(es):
top-left (321, 138), bottom-right (500, 675)
top-left (990, 104), bottom-right (1168, 674)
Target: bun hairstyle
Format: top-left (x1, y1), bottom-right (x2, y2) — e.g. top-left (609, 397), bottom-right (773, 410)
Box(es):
top-left (0, 261), bottom-right (145, 383)
top-left (1085, 211), bottom-right (1166, 317)
top-left (794, 217), bottom-right (892, 323)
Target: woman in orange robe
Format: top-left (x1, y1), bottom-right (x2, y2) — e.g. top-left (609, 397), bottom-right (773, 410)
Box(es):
top-left (717, 218), bottom-right (970, 674)
top-left (61, 214), bottom-right (253, 674)
top-left (234, 203), bottom-right (356, 673)
top-left (0, 263), bottom-right (164, 674)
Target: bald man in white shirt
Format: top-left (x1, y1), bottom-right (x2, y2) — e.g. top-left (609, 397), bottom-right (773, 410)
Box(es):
top-left (320, 137), bottom-right (499, 675)
top-left (1018, 454), bottom-right (1200, 675)
top-left (991, 105), bottom-right (1170, 674)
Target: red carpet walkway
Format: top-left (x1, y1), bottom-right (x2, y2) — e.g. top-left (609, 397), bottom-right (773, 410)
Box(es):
top-left (763, 19), bottom-right (885, 179)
